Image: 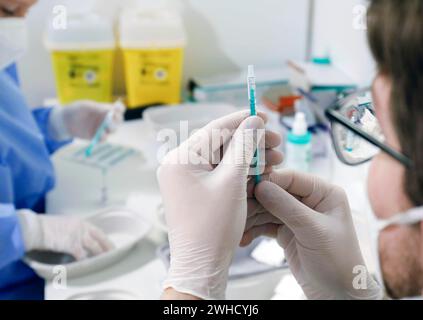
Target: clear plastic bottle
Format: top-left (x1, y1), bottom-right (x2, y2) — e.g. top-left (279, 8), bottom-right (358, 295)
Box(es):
top-left (285, 112), bottom-right (312, 172)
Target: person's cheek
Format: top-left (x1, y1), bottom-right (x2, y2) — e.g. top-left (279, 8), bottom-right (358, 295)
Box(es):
top-left (368, 153), bottom-right (400, 219)
top-left (368, 153), bottom-right (413, 219)
top-left (368, 154), bottom-right (387, 219)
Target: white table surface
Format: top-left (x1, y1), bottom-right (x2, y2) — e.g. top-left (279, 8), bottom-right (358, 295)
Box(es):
top-left (45, 118), bottom-right (376, 300)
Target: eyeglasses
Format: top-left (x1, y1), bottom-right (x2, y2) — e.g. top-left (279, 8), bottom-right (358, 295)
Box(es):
top-left (325, 88), bottom-right (413, 168)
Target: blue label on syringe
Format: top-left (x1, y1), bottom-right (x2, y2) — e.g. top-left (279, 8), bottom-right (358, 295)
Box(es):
top-left (249, 88), bottom-right (257, 116)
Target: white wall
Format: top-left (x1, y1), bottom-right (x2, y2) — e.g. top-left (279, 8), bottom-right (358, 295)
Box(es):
top-left (18, 0), bottom-right (311, 106)
top-left (311, 0), bottom-right (376, 86)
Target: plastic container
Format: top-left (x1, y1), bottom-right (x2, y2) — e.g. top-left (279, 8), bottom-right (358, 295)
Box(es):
top-left (119, 8), bottom-right (186, 108)
top-left (45, 13), bottom-right (116, 105)
top-left (285, 112), bottom-right (312, 172)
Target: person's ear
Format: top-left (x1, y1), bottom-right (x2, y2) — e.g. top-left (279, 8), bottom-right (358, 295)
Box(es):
top-left (372, 74), bottom-right (401, 150)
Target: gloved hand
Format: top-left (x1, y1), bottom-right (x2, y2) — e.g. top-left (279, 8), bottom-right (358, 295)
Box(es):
top-left (0, 0), bottom-right (37, 17)
top-left (48, 100), bottom-right (125, 141)
top-left (241, 170), bottom-right (383, 300)
top-left (158, 110), bottom-right (283, 300)
top-left (17, 210), bottom-right (114, 261)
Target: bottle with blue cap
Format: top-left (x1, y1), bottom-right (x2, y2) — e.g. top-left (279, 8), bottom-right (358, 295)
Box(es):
top-left (285, 111), bottom-right (312, 172)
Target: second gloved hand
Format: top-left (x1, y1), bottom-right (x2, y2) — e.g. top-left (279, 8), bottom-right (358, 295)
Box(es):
top-left (17, 210), bottom-right (114, 260)
top-left (242, 170), bottom-right (383, 300)
top-left (48, 100), bottom-right (124, 141)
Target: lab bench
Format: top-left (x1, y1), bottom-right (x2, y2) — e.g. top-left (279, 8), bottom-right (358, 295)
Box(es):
top-left (45, 118), bottom-right (376, 300)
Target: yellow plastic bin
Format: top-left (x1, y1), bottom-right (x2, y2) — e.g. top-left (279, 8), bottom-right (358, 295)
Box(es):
top-left (45, 13), bottom-right (116, 105)
top-left (119, 8), bottom-right (186, 109)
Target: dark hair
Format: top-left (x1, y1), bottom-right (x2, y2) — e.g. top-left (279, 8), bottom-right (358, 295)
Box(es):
top-left (367, 0), bottom-right (423, 206)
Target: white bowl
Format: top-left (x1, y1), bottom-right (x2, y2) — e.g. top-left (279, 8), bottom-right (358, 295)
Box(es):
top-left (143, 103), bottom-right (238, 138)
top-left (227, 269), bottom-right (289, 300)
top-left (25, 208), bottom-right (152, 280)
top-left (67, 289), bottom-right (140, 300)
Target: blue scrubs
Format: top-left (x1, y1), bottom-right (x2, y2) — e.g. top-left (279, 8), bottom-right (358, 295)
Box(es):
top-left (0, 65), bottom-right (70, 300)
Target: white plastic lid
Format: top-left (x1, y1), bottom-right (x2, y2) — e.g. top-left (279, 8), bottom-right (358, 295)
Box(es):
top-left (248, 65), bottom-right (255, 79)
top-left (119, 7), bottom-right (186, 49)
top-left (45, 13), bottom-right (115, 51)
top-left (292, 112), bottom-right (308, 136)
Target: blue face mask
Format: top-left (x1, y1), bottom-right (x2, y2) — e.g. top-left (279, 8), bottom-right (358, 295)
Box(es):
top-left (0, 18), bottom-right (27, 70)
top-left (371, 207), bottom-right (423, 298)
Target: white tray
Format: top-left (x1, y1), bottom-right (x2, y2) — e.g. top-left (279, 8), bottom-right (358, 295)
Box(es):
top-left (66, 289), bottom-right (140, 300)
top-left (25, 208), bottom-right (152, 280)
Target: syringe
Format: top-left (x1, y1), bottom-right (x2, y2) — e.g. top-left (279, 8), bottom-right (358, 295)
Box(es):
top-left (85, 100), bottom-right (126, 157)
top-left (247, 65), bottom-right (262, 184)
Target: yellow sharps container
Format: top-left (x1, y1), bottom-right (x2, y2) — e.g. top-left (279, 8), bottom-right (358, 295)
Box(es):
top-left (45, 13), bottom-right (116, 105)
top-left (119, 8), bottom-right (186, 108)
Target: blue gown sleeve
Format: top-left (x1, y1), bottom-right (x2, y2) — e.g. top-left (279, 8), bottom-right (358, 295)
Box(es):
top-left (0, 163), bottom-right (26, 269)
top-left (0, 204), bottom-right (25, 269)
top-left (5, 64), bottom-right (19, 86)
top-left (32, 107), bottom-right (72, 154)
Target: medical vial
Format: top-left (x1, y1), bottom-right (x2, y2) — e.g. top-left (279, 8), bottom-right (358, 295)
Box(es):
top-left (285, 112), bottom-right (312, 172)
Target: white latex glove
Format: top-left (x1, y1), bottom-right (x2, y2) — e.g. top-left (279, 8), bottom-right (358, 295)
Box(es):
top-left (158, 110), bottom-right (283, 300)
top-left (241, 170), bottom-right (383, 300)
top-left (48, 100), bottom-right (125, 141)
top-left (17, 210), bottom-right (114, 261)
